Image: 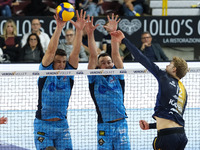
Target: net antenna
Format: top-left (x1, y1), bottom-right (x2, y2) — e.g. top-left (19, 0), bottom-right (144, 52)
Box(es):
top-left (162, 0), bottom-right (168, 16)
top-left (191, 2), bottom-right (200, 8)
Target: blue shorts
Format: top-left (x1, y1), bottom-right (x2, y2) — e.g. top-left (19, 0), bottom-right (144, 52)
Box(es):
top-left (34, 118), bottom-right (72, 150)
top-left (97, 119), bottom-right (130, 150)
top-left (153, 127), bottom-right (188, 150)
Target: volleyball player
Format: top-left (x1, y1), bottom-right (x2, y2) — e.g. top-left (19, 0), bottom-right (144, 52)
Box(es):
top-left (85, 14), bottom-right (131, 150)
top-left (33, 10), bottom-right (86, 150)
top-left (111, 30), bottom-right (188, 150)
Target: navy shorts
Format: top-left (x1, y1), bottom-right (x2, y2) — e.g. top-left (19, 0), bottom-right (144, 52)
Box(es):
top-left (153, 127), bottom-right (188, 150)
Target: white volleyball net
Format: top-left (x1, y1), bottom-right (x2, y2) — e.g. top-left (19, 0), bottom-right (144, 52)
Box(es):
top-left (0, 64), bottom-right (199, 150)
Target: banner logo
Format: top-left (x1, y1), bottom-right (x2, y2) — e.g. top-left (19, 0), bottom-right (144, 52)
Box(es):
top-left (95, 19), bottom-right (108, 35)
top-left (119, 19), bottom-right (142, 35)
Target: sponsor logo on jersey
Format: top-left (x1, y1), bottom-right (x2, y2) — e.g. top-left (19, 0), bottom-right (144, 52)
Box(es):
top-left (37, 132), bottom-right (45, 136)
top-left (63, 129), bottom-right (71, 139)
top-left (99, 131), bottom-right (105, 136)
top-left (119, 129), bottom-right (126, 134)
top-left (48, 82), bottom-right (68, 92)
top-left (98, 84), bottom-right (118, 94)
top-left (38, 137), bottom-right (44, 143)
top-left (98, 138), bottom-right (105, 146)
top-left (169, 81), bottom-right (176, 87)
top-left (110, 76), bottom-right (116, 83)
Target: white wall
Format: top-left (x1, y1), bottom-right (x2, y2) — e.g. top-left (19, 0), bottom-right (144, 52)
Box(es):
top-left (163, 47), bottom-right (195, 60)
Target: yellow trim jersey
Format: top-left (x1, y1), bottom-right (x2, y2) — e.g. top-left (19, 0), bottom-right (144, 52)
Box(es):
top-left (122, 38), bottom-right (187, 126)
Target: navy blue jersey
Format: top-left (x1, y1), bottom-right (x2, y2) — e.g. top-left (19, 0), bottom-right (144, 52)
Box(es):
top-left (36, 62), bottom-right (75, 120)
top-left (122, 38), bottom-right (187, 126)
top-left (88, 66), bottom-right (127, 123)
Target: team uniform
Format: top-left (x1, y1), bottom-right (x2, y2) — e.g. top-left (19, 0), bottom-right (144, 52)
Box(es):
top-left (88, 66), bottom-right (130, 150)
top-left (34, 62), bottom-right (75, 150)
top-left (122, 38), bottom-right (188, 150)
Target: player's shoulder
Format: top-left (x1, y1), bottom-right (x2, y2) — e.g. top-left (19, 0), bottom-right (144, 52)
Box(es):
top-left (39, 62), bottom-right (53, 70)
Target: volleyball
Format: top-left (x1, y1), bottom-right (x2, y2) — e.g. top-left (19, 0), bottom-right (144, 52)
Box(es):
top-left (56, 2), bottom-right (75, 22)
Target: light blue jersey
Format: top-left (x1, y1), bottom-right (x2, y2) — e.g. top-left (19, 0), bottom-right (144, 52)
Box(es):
top-left (36, 62), bottom-right (75, 120)
top-left (88, 67), bottom-right (127, 123)
top-left (34, 62), bottom-right (75, 150)
top-left (88, 66), bottom-right (130, 150)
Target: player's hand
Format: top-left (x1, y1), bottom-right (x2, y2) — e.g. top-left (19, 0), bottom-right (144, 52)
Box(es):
top-left (0, 117), bottom-right (8, 124)
top-left (139, 120), bottom-right (149, 130)
top-left (70, 9), bottom-right (86, 31)
top-left (104, 13), bottom-right (120, 33)
top-left (110, 30), bottom-right (125, 43)
top-left (85, 15), bottom-right (99, 36)
top-left (54, 11), bottom-right (66, 29)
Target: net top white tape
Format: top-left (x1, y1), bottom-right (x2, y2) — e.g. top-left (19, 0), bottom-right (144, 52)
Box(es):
top-left (0, 67), bottom-right (200, 76)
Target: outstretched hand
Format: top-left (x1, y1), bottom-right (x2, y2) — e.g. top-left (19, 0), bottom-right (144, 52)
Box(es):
top-left (85, 15), bottom-right (99, 35)
top-left (110, 30), bottom-right (125, 43)
top-left (70, 9), bottom-right (86, 31)
top-left (139, 120), bottom-right (149, 130)
top-left (54, 12), bottom-right (67, 29)
top-left (104, 13), bottom-right (120, 33)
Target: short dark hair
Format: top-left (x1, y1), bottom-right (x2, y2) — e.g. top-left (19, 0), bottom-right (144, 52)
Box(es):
top-left (98, 53), bottom-right (111, 60)
top-left (55, 49), bottom-right (67, 57)
top-left (141, 31), bottom-right (152, 37)
top-left (26, 33), bottom-right (43, 50)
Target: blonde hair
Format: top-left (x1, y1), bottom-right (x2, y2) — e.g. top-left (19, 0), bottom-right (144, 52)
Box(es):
top-left (172, 56), bottom-right (188, 79)
top-left (2, 19), bottom-right (17, 39)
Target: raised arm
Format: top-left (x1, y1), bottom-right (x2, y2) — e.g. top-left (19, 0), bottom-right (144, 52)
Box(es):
top-left (68, 10), bottom-right (86, 68)
top-left (105, 14), bottom-right (123, 68)
top-left (85, 16), bottom-right (99, 69)
top-left (42, 13), bottom-right (66, 67)
top-left (111, 30), bottom-right (162, 78)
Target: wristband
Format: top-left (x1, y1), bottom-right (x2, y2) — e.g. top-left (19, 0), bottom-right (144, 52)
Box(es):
top-left (149, 123), bottom-right (156, 129)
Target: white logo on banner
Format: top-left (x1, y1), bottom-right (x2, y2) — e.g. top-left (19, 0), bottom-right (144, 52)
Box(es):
top-left (119, 19), bottom-right (142, 35)
top-left (95, 19), bottom-right (108, 35)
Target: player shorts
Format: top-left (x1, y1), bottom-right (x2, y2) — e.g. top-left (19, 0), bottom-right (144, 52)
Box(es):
top-left (34, 118), bottom-right (72, 150)
top-left (97, 118), bottom-right (130, 150)
top-left (153, 127), bottom-right (188, 150)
